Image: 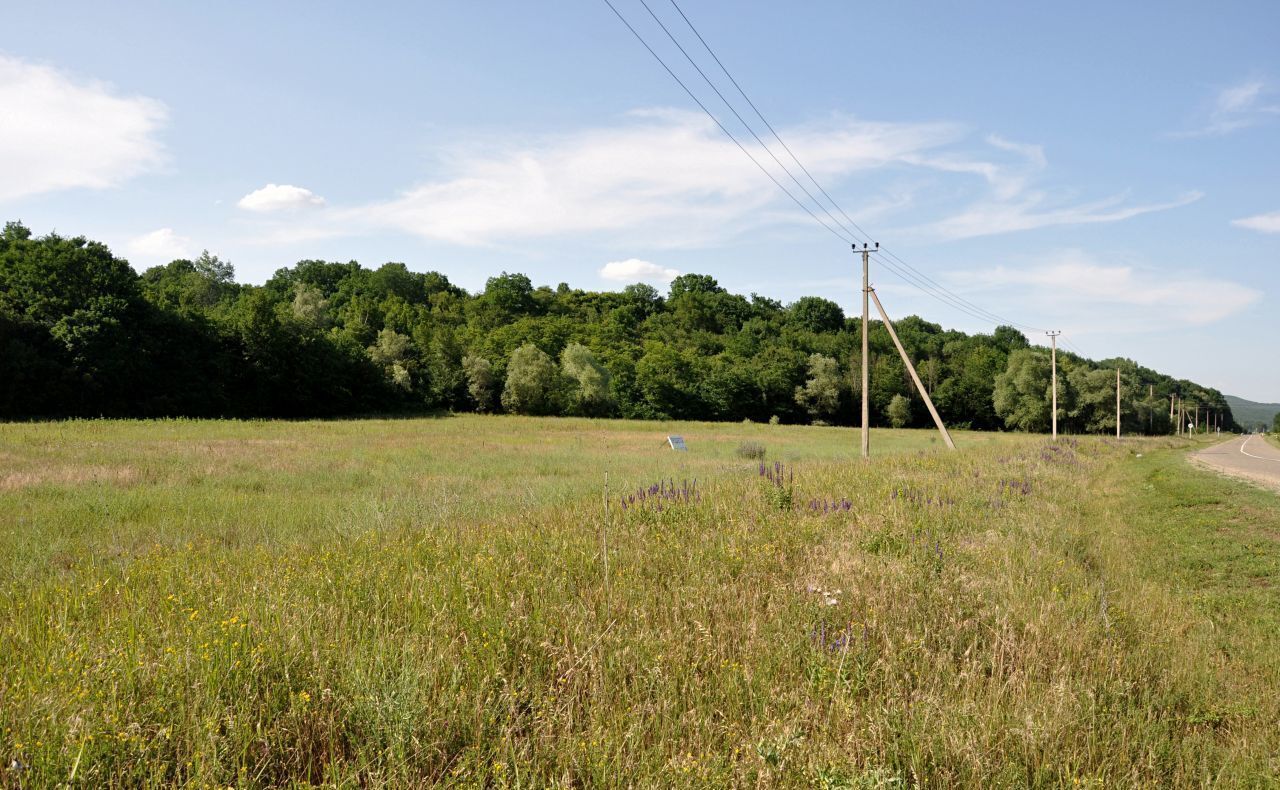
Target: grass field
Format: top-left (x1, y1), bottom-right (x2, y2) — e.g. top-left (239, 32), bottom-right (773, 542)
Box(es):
top-left (2, 417), bottom-right (1278, 786)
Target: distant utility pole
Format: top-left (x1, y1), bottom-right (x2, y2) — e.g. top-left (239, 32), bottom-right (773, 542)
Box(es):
top-left (858, 244), bottom-right (872, 460)
top-left (1116, 367), bottom-right (1122, 438)
top-left (1046, 331), bottom-right (1062, 440)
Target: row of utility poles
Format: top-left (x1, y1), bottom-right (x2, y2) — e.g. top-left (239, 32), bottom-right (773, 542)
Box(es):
top-left (1169, 394), bottom-right (1222, 436)
top-left (856, 247), bottom-right (1220, 458)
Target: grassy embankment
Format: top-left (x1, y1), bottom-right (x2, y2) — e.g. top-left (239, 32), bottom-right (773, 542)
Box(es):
top-left (1, 417), bottom-right (1278, 786)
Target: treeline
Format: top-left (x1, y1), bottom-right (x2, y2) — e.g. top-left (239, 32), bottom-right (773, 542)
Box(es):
top-left (0, 222), bottom-right (1236, 432)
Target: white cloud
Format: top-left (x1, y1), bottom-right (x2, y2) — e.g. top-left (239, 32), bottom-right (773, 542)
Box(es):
top-left (953, 250), bottom-right (1261, 330)
top-left (257, 111), bottom-right (962, 248)
top-left (1231, 209), bottom-right (1280, 234)
top-left (237, 183), bottom-right (326, 212)
top-left (0, 54), bottom-right (167, 202)
top-left (1172, 79), bottom-right (1280, 138)
top-left (599, 258), bottom-right (680, 284)
top-left (126, 228), bottom-right (193, 263)
top-left (241, 110), bottom-right (1195, 248)
top-left (923, 190), bottom-right (1203, 240)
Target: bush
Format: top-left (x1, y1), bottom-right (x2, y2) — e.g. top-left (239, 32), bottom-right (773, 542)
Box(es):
top-left (735, 441), bottom-right (766, 460)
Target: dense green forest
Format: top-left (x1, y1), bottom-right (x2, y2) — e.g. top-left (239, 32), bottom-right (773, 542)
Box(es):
top-left (0, 222), bottom-right (1236, 432)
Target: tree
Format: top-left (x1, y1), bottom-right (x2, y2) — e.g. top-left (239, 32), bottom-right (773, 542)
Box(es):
top-left (0, 223), bottom-right (140, 324)
top-left (1067, 366), bottom-right (1116, 434)
top-left (887, 394), bottom-right (912, 428)
top-left (291, 282), bottom-right (331, 329)
top-left (462, 354), bottom-right (496, 412)
top-left (368, 328), bottom-right (414, 391)
top-left (140, 255), bottom-right (237, 314)
top-left (0, 220), bottom-right (1237, 427)
top-left (993, 349), bottom-right (1052, 432)
top-left (635, 342), bottom-right (699, 419)
top-left (794, 353), bottom-right (842, 423)
top-left (560, 343), bottom-right (613, 416)
top-left (787, 296), bottom-right (845, 334)
top-left (501, 344), bottom-right (563, 415)
top-left (668, 273), bottom-right (722, 299)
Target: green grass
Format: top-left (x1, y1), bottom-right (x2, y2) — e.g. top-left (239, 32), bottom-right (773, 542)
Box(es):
top-left (2, 417), bottom-right (1278, 786)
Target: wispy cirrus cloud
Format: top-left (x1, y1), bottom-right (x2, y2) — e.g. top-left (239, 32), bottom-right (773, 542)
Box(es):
top-left (0, 53), bottom-right (167, 202)
top-left (241, 109), bottom-right (1197, 249)
top-left (1171, 79), bottom-right (1280, 138)
top-left (333, 111), bottom-right (960, 248)
top-left (950, 249), bottom-right (1260, 332)
top-left (922, 190), bottom-right (1204, 241)
top-left (1231, 209), bottom-right (1280, 234)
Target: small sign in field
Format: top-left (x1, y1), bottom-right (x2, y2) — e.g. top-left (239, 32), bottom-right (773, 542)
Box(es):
top-left (667, 435), bottom-right (687, 451)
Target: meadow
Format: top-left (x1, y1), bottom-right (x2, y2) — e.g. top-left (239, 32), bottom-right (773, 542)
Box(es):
top-left (2, 417), bottom-right (1278, 787)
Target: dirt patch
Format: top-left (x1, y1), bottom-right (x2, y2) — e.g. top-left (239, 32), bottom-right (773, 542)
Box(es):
top-left (0, 465), bottom-right (142, 491)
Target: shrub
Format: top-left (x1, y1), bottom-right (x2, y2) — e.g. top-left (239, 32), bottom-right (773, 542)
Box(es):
top-left (736, 441), bottom-right (766, 460)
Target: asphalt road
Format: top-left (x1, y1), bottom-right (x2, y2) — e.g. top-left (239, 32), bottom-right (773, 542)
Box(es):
top-left (1191, 434), bottom-right (1280, 492)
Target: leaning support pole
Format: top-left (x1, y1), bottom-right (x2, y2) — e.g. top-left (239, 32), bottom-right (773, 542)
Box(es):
top-left (868, 288), bottom-right (956, 451)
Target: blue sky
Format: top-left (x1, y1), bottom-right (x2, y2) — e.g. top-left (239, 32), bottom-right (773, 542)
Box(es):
top-left (3, 1), bottom-right (1277, 400)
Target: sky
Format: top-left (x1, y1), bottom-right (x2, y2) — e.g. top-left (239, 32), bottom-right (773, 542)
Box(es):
top-left (2, 0), bottom-right (1277, 400)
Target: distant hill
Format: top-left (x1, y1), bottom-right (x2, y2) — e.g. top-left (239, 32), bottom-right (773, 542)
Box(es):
top-left (1226, 395), bottom-right (1280, 431)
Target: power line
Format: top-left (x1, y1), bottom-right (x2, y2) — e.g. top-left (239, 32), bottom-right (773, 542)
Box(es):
top-left (647, 0), bottom-right (1048, 334)
top-left (635, 0), bottom-right (861, 248)
top-left (877, 247), bottom-right (1046, 332)
top-left (665, 0), bottom-right (877, 245)
top-left (873, 251), bottom-right (1045, 331)
top-left (1060, 336), bottom-right (1089, 358)
top-left (598, 0), bottom-right (857, 246)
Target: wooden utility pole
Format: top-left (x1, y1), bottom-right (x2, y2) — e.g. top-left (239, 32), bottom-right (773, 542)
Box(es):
top-left (1046, 331), bottom-right (1061, 440)
top-left (858, 244), bottom-right (872, 460)
top-left (868, 288), bottom-right (956, 450)
top-left (1116, 368), bottom-right (1122, 438)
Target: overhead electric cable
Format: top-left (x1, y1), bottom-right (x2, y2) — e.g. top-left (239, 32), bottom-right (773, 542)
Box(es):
top-left (660, 0), bottom-right (1047, 334)
top-left (1061, 337), bottom-right (1089, 357)
top-left (605, 0), bottom-right (1047, 334)
top-left (665, 0), bottom-right (878, 243)
top-left (633, 0), bottom-right (862, 246)
top-left (599, 0), bottom-right (857, 246)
